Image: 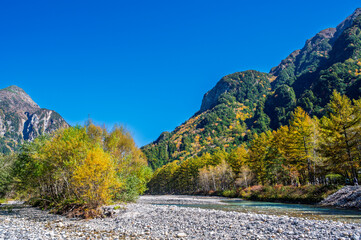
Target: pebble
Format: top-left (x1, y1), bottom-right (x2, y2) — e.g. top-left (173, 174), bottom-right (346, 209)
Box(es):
top-left (177, 232), bottom-right (187, 237)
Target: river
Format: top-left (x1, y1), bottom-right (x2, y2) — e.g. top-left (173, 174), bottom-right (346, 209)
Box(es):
top-left (141, 195), bottom-right (361, 223)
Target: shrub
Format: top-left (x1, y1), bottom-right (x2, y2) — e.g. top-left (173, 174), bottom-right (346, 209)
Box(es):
top-left (14, 123), bottom-right (152, 218)
top-left (222, 189), bottom-right (236, 198)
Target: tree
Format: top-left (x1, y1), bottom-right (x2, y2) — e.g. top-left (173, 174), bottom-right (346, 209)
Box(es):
top-left (172, 156), bottom-right (208, 193)
top-left (72, 147), bottom-right (121, 210)
top-left (103, 125), bottom-right (151, 201)
top-left (198, 166), bottom-right (211, 192)
top-left (147, 160), bottom-right (179, 194)
top-left (198, 160), bottom-right (234, 192)
top-left (271, 125), bottom-right (294, 185)
top-left (318, 91), bottom-right (361, 181)
top-left (288, 107), bottom-right (317, 184)
top-left (235, 165), bottom-right (254, 188)
top-left (39, 126), bottom-right (90, 199)
top-left (227, 146), bottom-right (248, 176)
top-left (247, 131), bottom-right (273, 185)
top-left (265, 84), bottom-right (296, 129)
top-left (0, 154), bottom-right (16, 198)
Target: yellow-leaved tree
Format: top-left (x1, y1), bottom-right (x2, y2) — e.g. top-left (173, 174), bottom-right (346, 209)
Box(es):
top-left (103, 126), bottom-right (151, 201)
top-left (72, 147), bottom-right (121, 210)
top-left (227, 145), bottom-right (248, 176)
top-left (318, 91), bottom-right (361, 181)
top-left (288, 107), bottom-right (318, 184)
top-left (272, 125), bottom-right (297, 185)
top-left (247, 131), bottom-right (273, 185)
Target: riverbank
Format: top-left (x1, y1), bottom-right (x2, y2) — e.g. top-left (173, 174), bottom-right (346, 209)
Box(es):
top-left (198, 184), bottom-right (343, 204)
top-left (1, 195), bottom-right (361, 239)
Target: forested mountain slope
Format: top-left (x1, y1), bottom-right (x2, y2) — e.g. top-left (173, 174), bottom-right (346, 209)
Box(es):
top-left (142, 8), bottom-right (361, 169)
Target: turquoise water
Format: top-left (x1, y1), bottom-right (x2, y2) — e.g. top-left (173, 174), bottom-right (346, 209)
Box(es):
top-left (159, 200), bottom-right (361, 223)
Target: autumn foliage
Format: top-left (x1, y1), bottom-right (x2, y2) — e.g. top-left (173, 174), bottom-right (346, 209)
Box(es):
top-left (72, 147), bottom-right (120, 209)
top-left (147, 91), bottom-right (361, 200)
top-left (14, 123), bottom-right (151, 217)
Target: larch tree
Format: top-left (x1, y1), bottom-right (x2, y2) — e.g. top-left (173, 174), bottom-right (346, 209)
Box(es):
top-left (227, 145), bottom-right (248, 176)
top-left (318, 91), bottom-right (361, 180)
top-left (288, 107), bottom-right (317, 184)
top-left (272, 125), bottom-right (296, 185)
top-left (247, 131), bottom-right (273, 185)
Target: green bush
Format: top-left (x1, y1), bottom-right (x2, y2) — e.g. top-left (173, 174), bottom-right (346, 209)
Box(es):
top-left (0, 154), bottom-right (16, 198)
top-left (222, 189), bottom-right (236, 198)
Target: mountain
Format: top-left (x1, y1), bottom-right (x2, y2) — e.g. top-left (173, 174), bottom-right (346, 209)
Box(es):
top-left (0, 85), bottom-right (69, 153)
top-left (142, 9), bottom-right (361, 169)
top-left (142, 71), bottom-right (272, 169)
top-left (267, 8), bottom-right (361, 128)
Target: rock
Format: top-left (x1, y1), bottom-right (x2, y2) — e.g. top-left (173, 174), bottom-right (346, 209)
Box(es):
top-left (101, 207), bottom-right (115, 217)
top-left (320, 186), bottom-right (361, 209)
top-left (176, 232), bottom-right (187, 238)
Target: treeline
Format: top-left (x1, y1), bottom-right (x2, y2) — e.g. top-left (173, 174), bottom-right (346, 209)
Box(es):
top-left (148, 91), bottom-right (360, 196)
top-left (0, 123), bottom-right (152, 217)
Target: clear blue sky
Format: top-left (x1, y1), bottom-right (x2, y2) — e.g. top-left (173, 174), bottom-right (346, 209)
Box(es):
top-left (0, 0), bottom-right (359, 146)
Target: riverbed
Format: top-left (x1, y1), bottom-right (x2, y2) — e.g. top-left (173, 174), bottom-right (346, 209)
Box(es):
top-left (0, 195), bottom-right (361, 239)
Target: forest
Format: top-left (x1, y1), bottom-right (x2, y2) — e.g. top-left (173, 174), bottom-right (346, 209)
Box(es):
top-left (147, 91), bottom-right (360, 203)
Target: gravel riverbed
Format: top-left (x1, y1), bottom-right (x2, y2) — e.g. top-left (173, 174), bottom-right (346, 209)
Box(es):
top-left (1, 195), bottom-right (361, 240)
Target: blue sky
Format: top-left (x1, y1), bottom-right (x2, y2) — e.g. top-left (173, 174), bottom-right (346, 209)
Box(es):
top-left (0, 0), bottom-right (359, 146)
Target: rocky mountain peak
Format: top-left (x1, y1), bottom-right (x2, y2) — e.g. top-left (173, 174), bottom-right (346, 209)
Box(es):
top-left (5, 85), bottom-right (27, 93)
top-left (0, 85), bottom-right (68, 153)
top-left (199, 78), bottom-right (232, 113)
top-left (318, 28), bottom-right (337, 39)
top-left (199, 70), bottom-right (271, 113)
top-left (0, 85), bottom-right (39, 114)
top-left (333, 8), bottom-right (361, 41)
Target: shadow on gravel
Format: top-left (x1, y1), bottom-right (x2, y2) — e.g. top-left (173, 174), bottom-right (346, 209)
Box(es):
top-left (0, 204), bottom-right (28, 216)
top-left (0, 204), bottom-right (66, 222)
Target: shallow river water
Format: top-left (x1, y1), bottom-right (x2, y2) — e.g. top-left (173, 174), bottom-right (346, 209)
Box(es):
top-left (156, 199), bottom-right (361, 223)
